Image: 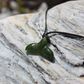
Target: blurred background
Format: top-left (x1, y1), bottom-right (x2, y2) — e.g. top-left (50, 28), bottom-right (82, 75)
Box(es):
top-left (0, 0), bottom-right (71, 19)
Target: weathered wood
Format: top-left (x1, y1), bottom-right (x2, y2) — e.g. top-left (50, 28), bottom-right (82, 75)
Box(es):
top-left (0, 0), bottom-right (84, 84)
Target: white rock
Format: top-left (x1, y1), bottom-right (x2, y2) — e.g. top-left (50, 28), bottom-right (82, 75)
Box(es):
top-left (0, 0), bottom-right (84, 84)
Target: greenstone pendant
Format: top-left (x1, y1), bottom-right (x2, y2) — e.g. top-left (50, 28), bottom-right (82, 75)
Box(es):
top-left (25, 36), bottom-right (55, 63)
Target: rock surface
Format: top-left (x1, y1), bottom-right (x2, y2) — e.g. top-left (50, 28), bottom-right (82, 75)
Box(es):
top-left (0, 0), bottom-right (84, 84)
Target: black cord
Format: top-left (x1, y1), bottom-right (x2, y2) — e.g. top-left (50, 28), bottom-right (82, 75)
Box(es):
top-left (42, 9), bottom-right (49, 37)
top-left (42, 5), bottom-right (84, 41)
top-left (46, 31), bottom-right (84, 40)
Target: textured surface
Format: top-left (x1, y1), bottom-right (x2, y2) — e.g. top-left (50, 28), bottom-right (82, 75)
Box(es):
top-left (0, 0), bottom-right (84, 84)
